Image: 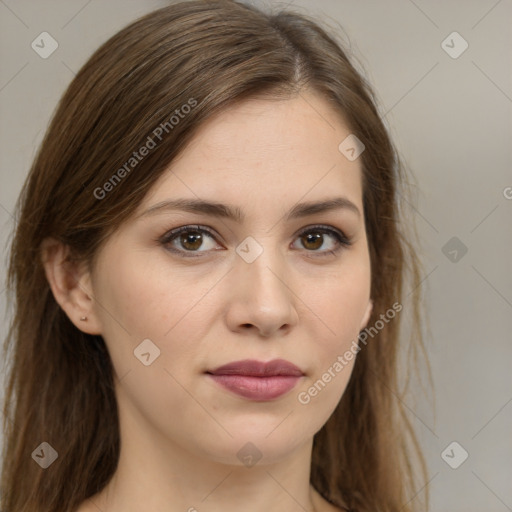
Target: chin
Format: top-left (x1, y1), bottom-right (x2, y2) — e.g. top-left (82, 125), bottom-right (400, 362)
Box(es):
top-left (192, 424), bottom-right (313, 468)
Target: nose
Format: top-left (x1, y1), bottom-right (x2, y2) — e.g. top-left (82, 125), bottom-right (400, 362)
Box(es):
top-left (224, 245), bottom-right (299, 338)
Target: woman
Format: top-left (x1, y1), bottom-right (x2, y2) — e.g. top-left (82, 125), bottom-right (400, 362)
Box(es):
top-left (1, 1), bottom-right (429, 511)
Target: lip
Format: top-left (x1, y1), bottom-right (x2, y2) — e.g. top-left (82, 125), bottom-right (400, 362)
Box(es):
top-left (206, 359), bottom-right (304, 401)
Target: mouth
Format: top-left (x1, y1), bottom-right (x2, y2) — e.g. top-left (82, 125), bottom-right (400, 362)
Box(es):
top-left (205, 359), bottom-right (304, 401)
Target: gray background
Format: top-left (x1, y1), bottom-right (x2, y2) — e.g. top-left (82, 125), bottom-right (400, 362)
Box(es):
top-left (1, 1), bottom-right (511, 511)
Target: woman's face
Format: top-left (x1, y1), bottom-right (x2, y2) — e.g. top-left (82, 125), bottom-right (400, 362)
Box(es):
top-left (86, 91), bottom-right (373, 465)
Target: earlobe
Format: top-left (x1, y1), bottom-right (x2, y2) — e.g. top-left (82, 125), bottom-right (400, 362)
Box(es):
top-left (359, 298), bottom-right (373, 331)
top-left (40, 237), bottom-right (102, 335)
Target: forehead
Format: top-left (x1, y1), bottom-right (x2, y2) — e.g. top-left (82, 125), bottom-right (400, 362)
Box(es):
top-left (137, 91), bottom-right (363, 217)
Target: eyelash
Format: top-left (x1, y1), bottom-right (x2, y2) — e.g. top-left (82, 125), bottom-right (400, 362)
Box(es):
top-left (157, 224), bottom-right (352, 259)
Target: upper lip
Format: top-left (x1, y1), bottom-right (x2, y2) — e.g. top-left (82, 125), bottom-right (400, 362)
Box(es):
top-left (207, 359), bottom-right (304, 377)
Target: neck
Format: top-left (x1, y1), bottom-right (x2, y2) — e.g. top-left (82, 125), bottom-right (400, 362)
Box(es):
top-left (89, 397), bottom-right (320, 512)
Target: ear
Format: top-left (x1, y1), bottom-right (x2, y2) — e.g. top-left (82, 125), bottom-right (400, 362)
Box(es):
top-left (40, 237), bottom-right (102, 335)
top-left (359, 298), bottom-right (373, 331)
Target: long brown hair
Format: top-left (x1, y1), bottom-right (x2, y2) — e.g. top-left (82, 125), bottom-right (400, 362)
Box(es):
top-left (1, 1), bottom-right (429, 511)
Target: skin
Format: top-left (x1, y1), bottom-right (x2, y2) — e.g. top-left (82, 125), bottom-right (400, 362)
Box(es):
top-left (42, 90), bottom-right (373, 512)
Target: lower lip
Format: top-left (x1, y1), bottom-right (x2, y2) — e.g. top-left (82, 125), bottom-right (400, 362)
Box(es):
top-left (207, 374), bottom-right (302, 400)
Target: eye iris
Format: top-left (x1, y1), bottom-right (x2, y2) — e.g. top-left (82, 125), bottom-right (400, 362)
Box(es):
top-left (181, 231), bottom-right (203, 250)
top-left (302, 232), bottom-right (323, 250)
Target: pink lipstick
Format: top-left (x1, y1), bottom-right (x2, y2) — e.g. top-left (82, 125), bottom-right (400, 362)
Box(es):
top-left (206, 359), bottom-right (304, 400)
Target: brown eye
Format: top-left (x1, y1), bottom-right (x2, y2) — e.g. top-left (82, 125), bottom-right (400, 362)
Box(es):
top-left (160, 225), bottom-right (222, 256)
top-left (300, 232), bottom-right (323, 250)
top-left (291, 225), bottom-right (351, 256)
top-left (180, 231), bottom-right (203, 251)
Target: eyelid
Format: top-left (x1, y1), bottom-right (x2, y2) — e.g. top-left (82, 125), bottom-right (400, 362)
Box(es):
top-left (295, 223), bottom-right (350, 241)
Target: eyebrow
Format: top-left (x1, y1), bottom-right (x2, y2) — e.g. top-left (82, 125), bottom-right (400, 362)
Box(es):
top-left (138, 196), bottom-right (361, 221)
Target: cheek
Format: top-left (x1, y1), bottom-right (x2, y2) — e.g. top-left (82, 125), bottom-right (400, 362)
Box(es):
top-left (296, 258), bottom-right (370, 408)
top-left (93, 250), bottom-right (196, 337)
top-left (91, 255), bottom-right (211, 427)
top-left (90, 252), bottom-right (167, 377)
top-left (305, 258), bottom-right (371, 340)
top-left (308, 278), bottom-right (365, 381)
top-left (92, 251), bottom-right (218, 380)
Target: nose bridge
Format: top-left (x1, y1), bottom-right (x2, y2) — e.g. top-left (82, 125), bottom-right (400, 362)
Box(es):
top-left (227, 236), bottom-right (298, 335)
top-left (247, 248), bottom-right (287, 297)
